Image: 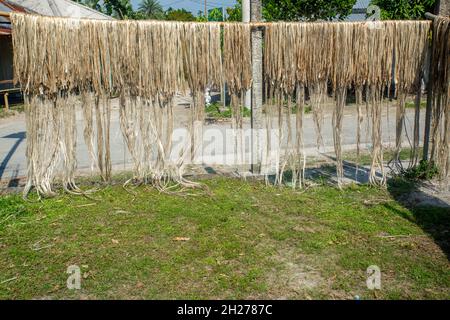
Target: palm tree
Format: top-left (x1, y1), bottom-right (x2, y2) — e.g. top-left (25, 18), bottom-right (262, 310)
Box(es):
top-left (138, 0), bottom-right (164, 19)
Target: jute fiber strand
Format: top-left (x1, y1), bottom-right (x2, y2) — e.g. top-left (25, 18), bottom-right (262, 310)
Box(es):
top-left (264, 20), bottom-right (432, 187)
top-left (11, 13), bottom-right (222, 197)
top-left (429, 16), bottom-right (450, 180)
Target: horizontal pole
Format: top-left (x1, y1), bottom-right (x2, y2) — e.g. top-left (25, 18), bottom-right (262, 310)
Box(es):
top-left (425, 12), bottom-right (438, 20)
top-left (1, 9), bottom-right (440, 25)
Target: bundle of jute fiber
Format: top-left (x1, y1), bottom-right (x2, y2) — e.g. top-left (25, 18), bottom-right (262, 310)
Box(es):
top-left (331, 23), bottom-right (355, 187)
top-left (11, 14), bottom-right (117, 196)
top-left (11, 14), bottom-right (87, 197)
top-left (365, 22), bottom-right (396, 186)
top-left (180, 23), bottom-right (222, 163)
top-left (104, 20), bottom-right (222, 189)
top-left (429, 16), bottom-right (450, 180)
top-left (264, 21), bottom-right (432, 187)
top-left (352, 23), bottom-right (369, 181)
top-left (391, 21), bottom-right (430, 172)
top-left (113, 21), bottom-right (181, 188)
top-left (11, 12), bottom-right (223, 196)
top-left (263, 23), bottom-right (292, 185)
top-left (223, 24), bottom-right (252, 168)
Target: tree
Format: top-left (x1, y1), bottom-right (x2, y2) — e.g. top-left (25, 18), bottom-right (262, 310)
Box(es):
top-left (227, 1), bottom-right (242, 21)
top-left (370, 0), bottom-right (436, 20)
top-left (74, 0), bottom-right (103, 12)
top-left (226, 0), bottom-right (357, 22)
top-left (139, 0), bottom-right (164, 19)
top-left (103, 0), bottom-right (135, 19)
top-left (196, 11), bottom-right (208, 21)
top-left (208, 8), bottom-right (224, 21)
top-left (263, 0), bottom-right (357, 21)
top-left (165, 8), bottom-right (196, 21)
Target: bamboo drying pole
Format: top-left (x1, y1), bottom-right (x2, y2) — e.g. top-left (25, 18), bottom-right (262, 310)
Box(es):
top-left (422, 12), bottom-right (438, 161)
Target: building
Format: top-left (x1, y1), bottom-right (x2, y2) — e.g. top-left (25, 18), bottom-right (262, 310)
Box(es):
top-left (346, 0), bottom-right (371, 22)
top-left (0, 0), bottom-right (111, 105)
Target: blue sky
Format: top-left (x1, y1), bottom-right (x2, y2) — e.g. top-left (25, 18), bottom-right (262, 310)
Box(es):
top-left (131, 0), bottom-right (237, 16)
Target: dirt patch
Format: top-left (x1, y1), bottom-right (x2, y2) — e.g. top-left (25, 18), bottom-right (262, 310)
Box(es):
top-left (265, 247), bottom-right (331, 299)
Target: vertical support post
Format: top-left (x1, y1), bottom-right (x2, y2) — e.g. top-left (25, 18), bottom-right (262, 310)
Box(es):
top-left (250, 0), bottom-right (263, 173)
top-left (423, 34), bottom-right (434, 161)
top-left (242, 0), bottom-right (251, 110)
top-left (4, 93), bottom-right (9, 111)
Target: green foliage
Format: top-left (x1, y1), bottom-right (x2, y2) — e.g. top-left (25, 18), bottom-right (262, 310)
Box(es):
top-left (403, 160), bottom-right (439, 181)
top-left (138, 0), bottom-right (164, 19)
top-left (225, 0), bottom-right (357, 22)
top-left (165, 8), bottom-right (196, 21)
top-left (205, 102), bottom-right (251, 119)
top-left (103, 0), bottom-right (136, 19)
top-left (370, 0), bottom-right (436, 20)
top-left (209, 8), bottom-right (224, 21)
top-left (227, 0), bottom-right (242, 21)
top-left (263, 0), bottom-right (357, 21)
top-left (74, 0), bottom-right (144, 20)
top-left (76, 0), bottom-right (359, 21)
top-left (196, 12), bottom-right (208, 22)
top-left (74, 0), bottom-right (103, 12)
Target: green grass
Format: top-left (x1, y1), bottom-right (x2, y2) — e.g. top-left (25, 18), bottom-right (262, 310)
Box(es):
top-left (0, 104), bottom-right (24, 119)
top-left (344, 147), bottom-right (423, 166)
top-left (405, 100), bottom-right (426, 109)
top-left (206, 103), bottom-right (251, 119)
top-left (0, 178), bottom-right (448, 299)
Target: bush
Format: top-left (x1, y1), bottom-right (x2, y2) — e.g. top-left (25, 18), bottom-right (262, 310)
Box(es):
top-left (402, 160), bottom-right (439, 181)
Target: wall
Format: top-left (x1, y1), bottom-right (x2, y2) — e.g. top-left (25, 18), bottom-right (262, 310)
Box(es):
top-left (0, 35), bottom-right (13, 90)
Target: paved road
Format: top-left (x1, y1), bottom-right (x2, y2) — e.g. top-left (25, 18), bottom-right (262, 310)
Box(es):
top-left (0, 97), bottom-right (424, 186)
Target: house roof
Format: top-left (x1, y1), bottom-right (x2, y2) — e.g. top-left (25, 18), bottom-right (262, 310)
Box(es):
top-left (6, 0), bottom-right (112, 20)
top-left (0, 1), bottom-right (29, 35)
top-left (346, 0), bottom-right (371, 21)
top-left (0, 0), bottom-right (112, 35)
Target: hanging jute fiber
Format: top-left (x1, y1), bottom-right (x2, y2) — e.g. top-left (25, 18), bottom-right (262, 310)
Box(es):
top-left (11, 12), bottom-right (444, 196)
top-left (223, 24), bottom-right (252, 168)
top-left (11, 13), bottom-right (222, 197)
top-left (429, 16), bottom-right (450, 181)
top-left (264, 20), bottom-right (432, 187)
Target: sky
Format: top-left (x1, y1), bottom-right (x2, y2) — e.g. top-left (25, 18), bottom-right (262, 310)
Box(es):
top-left (131, 0), bottom-right (238, 16)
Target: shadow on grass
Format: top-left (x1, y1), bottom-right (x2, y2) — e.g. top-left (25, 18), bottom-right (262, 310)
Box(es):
top-left (387, 179), bottom-right (450, 261)
top-left (269, 159), bottom-right (450, 261)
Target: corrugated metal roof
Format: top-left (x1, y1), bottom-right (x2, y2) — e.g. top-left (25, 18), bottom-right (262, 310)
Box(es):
top-left (7, 0), bottom-right (112, 20)
top-left (355, 0), bottom-right (371, 9)
top-left (345, 0), bottom-right (371, 21)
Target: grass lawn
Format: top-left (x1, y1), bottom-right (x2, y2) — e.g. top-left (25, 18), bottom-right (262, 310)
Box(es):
top-left (0, 104), bottom-right (24, 119)
top-left (0, 177), bottom-right (448, 299)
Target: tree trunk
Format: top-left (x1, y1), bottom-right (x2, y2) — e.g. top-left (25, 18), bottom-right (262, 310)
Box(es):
top-left (435, 0), bottom-right (450, 15)
top-left (251, 0), bottom-right (263, 173)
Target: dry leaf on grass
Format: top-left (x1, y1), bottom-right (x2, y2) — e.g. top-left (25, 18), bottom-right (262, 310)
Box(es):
top-left (173, 237), bottom-right (190, 242)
